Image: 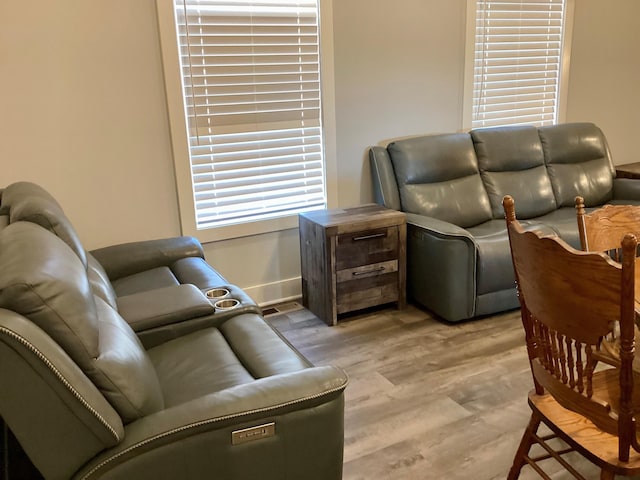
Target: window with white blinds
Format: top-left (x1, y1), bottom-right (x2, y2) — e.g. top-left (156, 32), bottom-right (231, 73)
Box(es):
top-left (472, 0), bottom-right (567, 128)
top-left (173, 0), bottom-right (326, 231)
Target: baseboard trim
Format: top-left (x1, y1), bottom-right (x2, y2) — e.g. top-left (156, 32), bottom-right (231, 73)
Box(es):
top-left (242, 276), bottom-right (302, 307)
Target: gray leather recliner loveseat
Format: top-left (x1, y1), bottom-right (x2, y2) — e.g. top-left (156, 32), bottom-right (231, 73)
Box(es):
top-left (370, 122), bottom-right (640, 322)
top-left (0, 182), bottom-right (347, 479)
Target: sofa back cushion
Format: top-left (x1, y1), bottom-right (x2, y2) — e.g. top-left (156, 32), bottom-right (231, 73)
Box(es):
top-left (388, 133), bottom-right (492, 228)
top-left (0, 222), bottom-right (163, 423)
top-left (539, 122), bottom-right (614, 207)
top-left (471, 125), bottom-right (557, 219)
top-left (1, 182), bottom-right (119, 306)
top-left (0, 181), bottom-right (88, 267)
top-left (87, 253), bottom-right (118, 309)
top-left (0, 222), bottom-right (100, 362)
top-left (93, 295), bottom-right (164, 422)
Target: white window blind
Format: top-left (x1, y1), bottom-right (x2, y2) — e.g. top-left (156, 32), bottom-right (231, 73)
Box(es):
top-left (174, 0), bottom-right (326, 230)
top-left (472, 0), bottom-right (566, 128)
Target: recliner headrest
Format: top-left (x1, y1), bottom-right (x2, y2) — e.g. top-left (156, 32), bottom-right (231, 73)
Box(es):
top-left (1, 181), bottom-right (87, 266)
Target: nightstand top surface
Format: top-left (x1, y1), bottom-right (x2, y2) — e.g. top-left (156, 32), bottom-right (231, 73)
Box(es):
top-left (616, 162), bottom-right (640, 179)
top-left (299, 204), bottom-right (405, 232)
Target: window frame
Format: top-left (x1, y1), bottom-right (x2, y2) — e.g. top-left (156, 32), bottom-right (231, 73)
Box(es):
top-left (462, 0), bottom-right (575, 130)
top-left (156, 0), bottom-right (338, 242)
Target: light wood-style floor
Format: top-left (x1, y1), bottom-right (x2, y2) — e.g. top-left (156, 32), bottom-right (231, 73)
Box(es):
top-left (268, 302), bottom-right (640, 480)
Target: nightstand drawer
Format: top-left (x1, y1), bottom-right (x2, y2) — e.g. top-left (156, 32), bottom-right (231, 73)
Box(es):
top-left (335, 226), bottom-right (398, 270)
top-left (336, 259), bottom-right (398, 283)
top-left (336, 268), bottom-right (399, 314)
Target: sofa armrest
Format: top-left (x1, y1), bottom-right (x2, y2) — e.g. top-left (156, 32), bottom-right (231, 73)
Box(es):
top-left (369, 146), bottom-right (401, 210)
top-left (403, 213), bottom-right (479, 322)
top-left (127, 285), bottom-right (262, 349)
top-left (405, 213), bottom-right (477, 240)
top-left (116, 285), bottom-right (215, 333)
top-left (612, 178), bottom-right (640, 201)
top-left (74, 366), bottom-right (348, 480)
top-left (0, 310), bottom-right (125, 479)
top-left (90, 236), bottom-right (205, 281)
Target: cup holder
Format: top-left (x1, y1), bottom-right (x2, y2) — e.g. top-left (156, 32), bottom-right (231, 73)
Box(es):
top-left (214, 298), bottom-right (240, 311)
top-left (205, 288), bottom-right (230, 300)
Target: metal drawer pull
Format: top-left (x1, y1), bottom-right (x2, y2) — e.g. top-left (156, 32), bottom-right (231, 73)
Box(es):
top-left (353, 266), bottom-right (385, 276)
top-left (353, 233), bottom-right (386, 241)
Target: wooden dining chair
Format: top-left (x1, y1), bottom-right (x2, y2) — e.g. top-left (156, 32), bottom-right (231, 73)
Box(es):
top-left (575, 196), bottom-right (640, 371)
top-left (575, 196), bottom-right (640, 260)
top-left (503, 194), bottom-right (640, 480)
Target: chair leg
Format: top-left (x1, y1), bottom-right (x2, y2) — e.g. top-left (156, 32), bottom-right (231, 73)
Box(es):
top-left (508, 412), bottom-right (541, 480)
top-left (600, 469), bottom-right (615, 480)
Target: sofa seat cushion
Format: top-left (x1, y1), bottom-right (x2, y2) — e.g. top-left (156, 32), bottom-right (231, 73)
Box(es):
top-left (469, 219), bottom-right (559, 295)
top-left (111, 267), bottom-right (179, 296)
top-left (218, 314), bottom-right (311, 378)
top-left (149, 327), bottom-right (256, 408)
top-left (526, 208), bottom-right (582, 249)
top-left (110, 258), bottom-right (228, 299)
top-left (607, 199), bottom-right (640, 207)
top-left (148, 313), bottom-right (311, 408)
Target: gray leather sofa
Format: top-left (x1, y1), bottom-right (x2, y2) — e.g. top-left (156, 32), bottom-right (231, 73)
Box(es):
top-left (370, 122), bottom-right (640, 322)
top-left (0, 182), bottom-right (347, 479)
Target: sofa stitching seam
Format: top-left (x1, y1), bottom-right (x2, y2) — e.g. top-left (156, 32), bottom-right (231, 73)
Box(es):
top-left (80, 378), bottom-right (349, 480)
top-left (0, 327), bottom-right (121, 442)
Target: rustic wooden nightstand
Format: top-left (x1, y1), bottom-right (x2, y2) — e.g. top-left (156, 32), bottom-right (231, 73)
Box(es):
top-left (298, 204), bottom-right (406, 326)
top-left (616, 162), bottom-right (640, 179)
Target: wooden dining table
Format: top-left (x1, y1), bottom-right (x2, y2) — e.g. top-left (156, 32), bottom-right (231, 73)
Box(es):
top-left (590, 257), bottom-right (640, 369)
top-left (635, 257), bottom-right (640, 308)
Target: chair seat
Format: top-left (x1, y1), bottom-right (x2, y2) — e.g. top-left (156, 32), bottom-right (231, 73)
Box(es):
top-left (530, 391), bottom-right (640, 476)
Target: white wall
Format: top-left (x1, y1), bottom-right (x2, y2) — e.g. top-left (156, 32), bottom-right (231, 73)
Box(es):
top-left (333, 0), bottom-right (467, 206)
top-left (565, 0), bottom-right (640, 165)
top-left (1, 1), bottom-right (180, 248)
top-left (1, 1), bottom-right (639, 305)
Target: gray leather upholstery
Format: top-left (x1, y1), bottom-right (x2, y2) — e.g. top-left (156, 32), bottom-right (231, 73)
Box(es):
top-left (370, 122), bottom-right (640, 322)
top-left (0, 309), bottom-right (125, 479)
top-left (116, 284), bottom-right (215, 332)
top-left (472, 125), bottom-right (557, 219)
top-left (539, 122), bottom-right (614, 207)
top-left (0, 183), bottom-right (348, 479)
top-left (0, 181), bottom-right (89, 265)
top-left (389, 134), bottom-right (492, 227)
top-left (0, 181), bottom-right (261, 345)
top-left (87, 253), bottom-right (118, 309)
top-left (369, 146), bottom-right (401, 211)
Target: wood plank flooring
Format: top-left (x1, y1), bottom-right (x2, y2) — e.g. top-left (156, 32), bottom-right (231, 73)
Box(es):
top-left (267, 302), bottom-right (640, 480)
